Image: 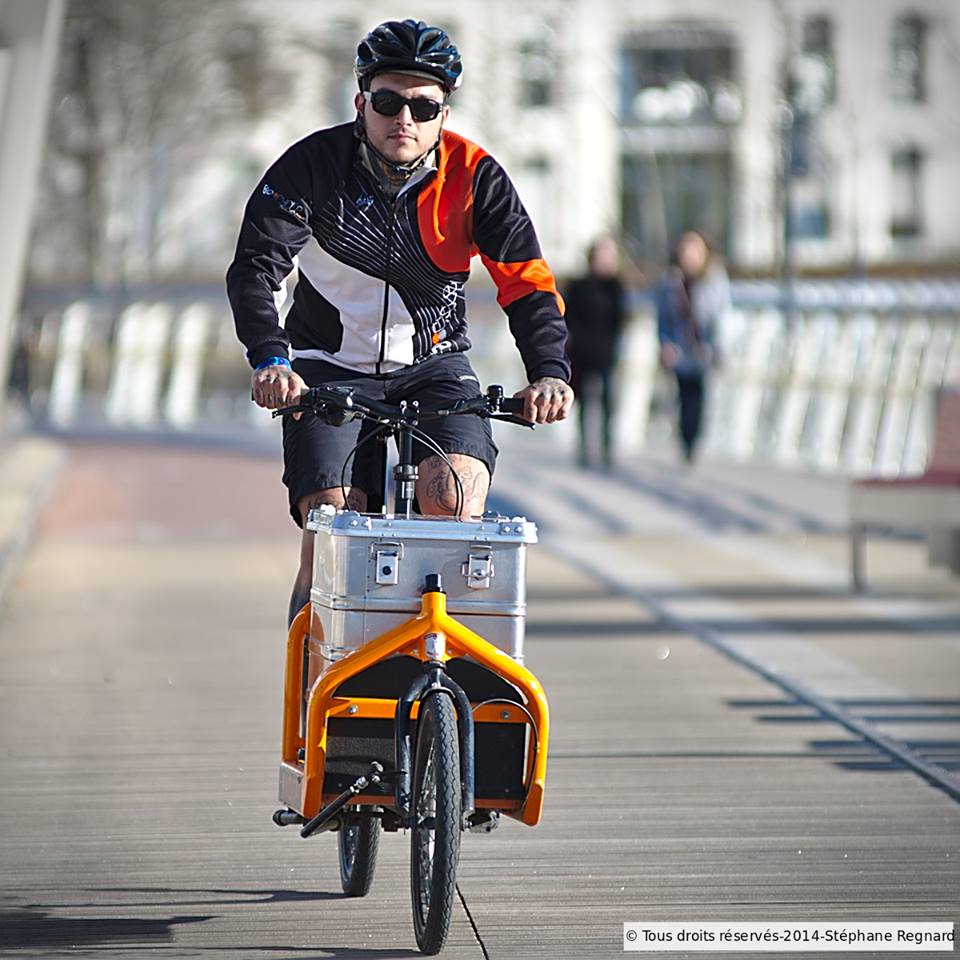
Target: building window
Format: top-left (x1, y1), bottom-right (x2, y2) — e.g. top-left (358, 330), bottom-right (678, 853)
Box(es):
top-left (787, 113), bottom-right (831, 239)
top-left (791, 169), bottom-right (831, 239)
top-left (620, 26), bottom-right (741, 126)
top-left (518, 22), bottom-right (555, 108)
top-left (621, 152), bottom-right (732, 262)
top-left (794, 16), bottom-right (834, 111)
top-left (891, 14), bottom-right (926, 102)
top-left (890, 147), bottom-right (924, 237)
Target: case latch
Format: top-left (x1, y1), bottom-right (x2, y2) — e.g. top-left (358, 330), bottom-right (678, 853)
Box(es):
top-left (462, 546), bottom-right (493, 590)
top-left (371, 541), bottom-right (403, 586)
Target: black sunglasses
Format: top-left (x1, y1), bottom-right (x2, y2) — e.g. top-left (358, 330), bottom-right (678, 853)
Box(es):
top-left (363, 89), bottom-right (444, 122)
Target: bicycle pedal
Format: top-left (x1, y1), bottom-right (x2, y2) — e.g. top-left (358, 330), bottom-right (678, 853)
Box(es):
top-left (374, 765), bottom-right (402, 784)
top-left (466, 810), bottom-right (499, 833)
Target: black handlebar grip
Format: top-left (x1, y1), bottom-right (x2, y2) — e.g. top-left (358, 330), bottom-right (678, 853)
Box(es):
top-left (499, 396), bottom-right (526, 415)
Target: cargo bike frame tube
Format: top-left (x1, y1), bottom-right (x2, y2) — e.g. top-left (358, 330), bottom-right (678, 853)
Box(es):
top-left (272, 384), bottom-right (549, 954)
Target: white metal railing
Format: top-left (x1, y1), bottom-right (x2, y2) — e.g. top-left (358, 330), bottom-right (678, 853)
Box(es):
top-left (697, 307), bottom-right (960, 476)
top-left (32, 298), bottom-right (272, 434)
top-left (18, 286), bottom-right (960, 477)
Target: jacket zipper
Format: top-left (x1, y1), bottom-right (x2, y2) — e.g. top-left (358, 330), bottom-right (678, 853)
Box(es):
top-left (377, 198), bottom-right (397, 374)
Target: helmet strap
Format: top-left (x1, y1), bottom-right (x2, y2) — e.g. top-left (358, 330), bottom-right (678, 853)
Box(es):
top-left (356, 110), bottom-right (442, 185)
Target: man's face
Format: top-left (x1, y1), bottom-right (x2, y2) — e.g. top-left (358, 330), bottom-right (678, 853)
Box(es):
top-left (356, 72), bottom-right (449, 164)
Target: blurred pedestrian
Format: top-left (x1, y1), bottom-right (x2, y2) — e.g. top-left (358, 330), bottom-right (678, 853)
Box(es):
top-left (564, 236), bottom-right (627, 468)
top-left (655, 229), bottom-right (730, 462)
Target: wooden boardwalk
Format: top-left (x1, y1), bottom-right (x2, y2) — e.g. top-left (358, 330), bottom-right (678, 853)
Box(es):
top-left (0, 435), bottom-right (958, 958)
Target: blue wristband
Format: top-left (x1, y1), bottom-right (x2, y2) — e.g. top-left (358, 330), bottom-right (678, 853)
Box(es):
top-left (255, 356), bottom-right (291, 371)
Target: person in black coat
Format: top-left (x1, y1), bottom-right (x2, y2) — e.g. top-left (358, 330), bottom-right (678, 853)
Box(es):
top-left (564, 236), bottom-right (628, 468)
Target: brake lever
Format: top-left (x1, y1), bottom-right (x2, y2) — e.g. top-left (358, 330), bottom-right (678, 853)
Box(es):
top-left (489, 413), bottom-right (536, 429)
top-left (272, 403), bottom-right (303, 418)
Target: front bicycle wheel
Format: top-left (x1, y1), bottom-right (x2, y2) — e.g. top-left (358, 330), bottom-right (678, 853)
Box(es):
top-left (338, 811), bottom-right (380, 897)
top-left (410, 692), bottom-right (461, 955)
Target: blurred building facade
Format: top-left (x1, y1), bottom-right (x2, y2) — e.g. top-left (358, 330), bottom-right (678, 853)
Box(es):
top-left (16, 0), bottom-right (960, 472)
top-left (26, 0), bottom-right (960, 290)
top-left (220, 0), bottom-right (960, 279)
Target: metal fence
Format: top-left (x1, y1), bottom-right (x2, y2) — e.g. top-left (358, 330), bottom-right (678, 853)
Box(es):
top-left (15, 280), bottom-right (960, 477)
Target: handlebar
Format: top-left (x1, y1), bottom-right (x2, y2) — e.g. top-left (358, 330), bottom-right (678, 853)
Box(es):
top-left (272, 383), bottom-right (534, 429)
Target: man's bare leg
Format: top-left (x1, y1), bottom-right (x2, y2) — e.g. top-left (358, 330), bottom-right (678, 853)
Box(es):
top-left (289, 486), bottom-right (367, 626)
top-left (416, 454), bottom-right (489, 519)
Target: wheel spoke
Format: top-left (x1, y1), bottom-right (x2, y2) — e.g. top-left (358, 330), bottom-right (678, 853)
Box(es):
top-left (415, 740), bottom-right (437, 915)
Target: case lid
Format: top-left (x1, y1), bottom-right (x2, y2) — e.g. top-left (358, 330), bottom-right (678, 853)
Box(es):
top-left (306, 507), bottom-right (538, 544)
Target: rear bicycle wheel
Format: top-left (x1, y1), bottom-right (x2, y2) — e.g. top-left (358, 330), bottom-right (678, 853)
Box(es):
top-left (410, 692), bottom-right (462, 955)
top-left (338, 812), bottom-right (380, 897)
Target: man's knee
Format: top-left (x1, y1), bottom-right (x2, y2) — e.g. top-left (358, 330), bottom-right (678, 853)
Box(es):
top-left (296, 487), bottom-right (367, 525)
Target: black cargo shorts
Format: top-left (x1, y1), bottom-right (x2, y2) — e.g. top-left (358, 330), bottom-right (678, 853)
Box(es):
top-left (281, 352), bottom-right (499, 526)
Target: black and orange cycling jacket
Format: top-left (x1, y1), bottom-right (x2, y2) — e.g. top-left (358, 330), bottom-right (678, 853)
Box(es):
top-left (226, 122), bottom-right (570, 383)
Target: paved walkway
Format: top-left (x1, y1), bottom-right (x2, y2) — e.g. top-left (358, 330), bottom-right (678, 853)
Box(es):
top-left (0, 431), bottom-right (957, 959)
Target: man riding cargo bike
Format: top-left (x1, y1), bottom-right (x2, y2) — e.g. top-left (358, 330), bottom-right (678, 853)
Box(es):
top-left (226, 19), bottom-right (572, 954)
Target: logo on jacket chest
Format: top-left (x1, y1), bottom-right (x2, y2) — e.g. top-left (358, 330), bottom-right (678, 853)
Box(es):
top-left (356, 194), bottom-right (375, 211)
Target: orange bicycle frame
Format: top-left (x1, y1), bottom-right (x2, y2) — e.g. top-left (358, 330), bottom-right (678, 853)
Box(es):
top-left (279, 588), bottom-right (549, 825)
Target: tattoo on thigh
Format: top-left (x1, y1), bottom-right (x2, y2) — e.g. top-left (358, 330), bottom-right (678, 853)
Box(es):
top-left (465, 466), bottom-right (489, 507)
top-left (299, 486), bottom-right (366, 522)
top-left (421, 456), bottom-right (489, 516)
top-left (346, 488), bottom-right (367, 511)
top-left (424, 460), bottom-right (459, 511)
top-left (300, 493), bottom-right (340, 522)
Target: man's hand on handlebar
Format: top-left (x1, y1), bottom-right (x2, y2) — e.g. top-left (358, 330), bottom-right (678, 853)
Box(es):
top-left (513, 377), bottom-right (574, 425)
top-left (263, 377), bottom-right (571, 427)
top-left (251, 365), bottom-right (309, 420)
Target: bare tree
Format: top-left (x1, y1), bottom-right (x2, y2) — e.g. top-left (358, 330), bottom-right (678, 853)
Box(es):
top-left (31, 0), bottom-right (290, 289)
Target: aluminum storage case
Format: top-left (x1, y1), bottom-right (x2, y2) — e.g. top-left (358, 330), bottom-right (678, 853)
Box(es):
top-left (306, 507), bottom-right (537, 672)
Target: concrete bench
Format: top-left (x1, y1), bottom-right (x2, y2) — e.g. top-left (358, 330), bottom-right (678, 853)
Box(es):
top-left (850, 388), bottom-right (960, 590)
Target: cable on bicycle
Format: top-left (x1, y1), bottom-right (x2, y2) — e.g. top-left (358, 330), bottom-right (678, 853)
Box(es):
top-left (407, 424), bottom-right (466, 519)
top-left (335, 421), bottom-right (465, 518)
top-left (275, 383), bottom-right (522, 518)
top-left (337, 421), bottom-right (393, 508)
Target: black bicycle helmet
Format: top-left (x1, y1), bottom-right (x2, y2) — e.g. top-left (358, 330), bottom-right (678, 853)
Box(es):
top-left (355, 19), bottom-right (462, 93)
